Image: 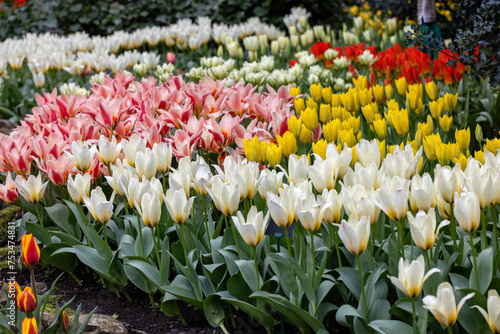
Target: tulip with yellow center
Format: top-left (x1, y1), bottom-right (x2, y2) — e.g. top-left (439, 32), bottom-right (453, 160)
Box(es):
top-left (296, 193), bottom-right (332, 232)
top-left (439, 114), bottom-right (453, 132)
top-left (356, 139), bottom-right (381, 168)
top-left (395, 77), bottom-right (408, 96)
top-left (67, 173), bottom-right (92, 205)
top-left (455, 128), bottom-right (470, 152)
top-left (435, 164), bottom-right (463, 204)
top-left (371, 175), bottom-right (410, 222)
top-left (471, 289), bottom-right (500, 334)
top-left (388, 255), bottom-right (441, 298)
top-left (425, 80), bottom-right (439, 100)
top-left (408, 208), bottom-right (449, 250)
top-left (410, 173), bottom-right (436, 212)
top-left (310, 83), bottom-right (322, 103)
top-left (258, 169), bottom-right (284, 201)
top-left (337, 215), bottom-right (371, 256)
top-left (121, 133), bottom-right (147, 167)
top-left (373, 119), bottom-right (388, 139)
top-left (152, 142), bottom-right (173, 173)
top-left (285, 154), bottom-right (309, 185)
top-left (373, 84), bottom-right (384, 103)
top-left (423, 282), bottom-right (475, 327)
top-left (83, 187), bottom-right (115, 225)
top-left (65, 140), bottom-right (94, 173)
top-left (232, 206), bottom-right (270, 247)
top-left (135, 191), bottom-right (162, 228)
top-left (382, 144), bottom-right (423, 180)
top-left (163, 188), bottom-right (195, 225)
top-left (318, 189), bottom-right (342, 225)
top-left (287, 116), bottom-right (302, 137)
top-left (277, 131), bottom-right (297, 157)
top-left (207, 177), bottom-right (240, 216)
top-left (453, 190), bottom-right (480, 233)
top-left (319, 104), bottom-right (332, 124)
top-left (342, 184), bottom-right (381, 225)
top-left (294, 98), bottom-right (305, 114)
top-left (97, 135), bottom-right (119, 166)
top-left (22, 317), bottom-right (38, 334)
top-left (135, 148), bottom-right (158, 180)
top-left (15, 174), bottom-right (48, 204)
top-left (323, 119), bottom-right (341, 143)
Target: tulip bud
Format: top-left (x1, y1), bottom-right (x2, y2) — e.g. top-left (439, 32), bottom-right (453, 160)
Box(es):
top-left (22, 317), bottom-right (38, 334)
top-left (166, 52), bottom-right (175, 64)
top-left (425, 80), bottom-right (438, 100)
top-left (475, 124), bottom-right (483, 146)
top-left (61, 310), bottom-right (71, 333)
top-left (455, 128), bottom-right (470, 151)
top-left (294, 98), bottom-right (305, 114)
top-left (17, 286), bottom-right (37, 314)
top-left (21, 234), bottom-right (40, 268)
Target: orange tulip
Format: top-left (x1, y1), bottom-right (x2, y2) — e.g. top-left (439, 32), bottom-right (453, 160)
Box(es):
top-left (17, 286), bottom-right (37, 314)
top-left (21, 234), bottom-right (40, 268)
top-left (61, 310), bottom-right (71, 333)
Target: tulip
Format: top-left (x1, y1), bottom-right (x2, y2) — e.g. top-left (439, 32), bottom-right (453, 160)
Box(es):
top-left (372, 175), bottom-right (410, 221)
top-left (444, 93), bottom-right (458, 112)
top-left (439, 114), bottom-right (453, 133)
top-left (67, 173), bottom-right (92, 205)
top-left (96, 135), bottom-right (119, 165)
top-left (323, 119), bottom-right (341, 143)
top-left (338, 215), bottom-right (370, 256)
top-left (121, 133), bottom-right (147, 167)
top-left (190, 158), bottom-right (212, 196)
top-left (423, 133), bottom-right (442, 162)
top-left (373, 119), bottom-right (388, 139)
top-left (455, 128), bottom-right (470, 152)
top-left (353, 75), bottom-right (368, 91)
top-left (276, 131), bottom-right (297, 157)
top-left (169, 169), bottom-right (191, 198)
top-left (163, 188), bottom-right (195, 225)
top-left (66, 140), bottom-right (93, 172)
top-left (358, 88), bottom-right (372, 107)
top-left (454, 191), bottom-right (480, 233)
top-left (135, 191), bottom-right (161, 228)
top-left (266, 186), bottom-right (298, 229)
top-left (372, 85), bottom-right (384, 103)
top-left (384, 82), bottom-right (394, 100)
top-left (297, 194), bottom-right (332, 232)
top-left (319, 104), bottom-right (332, 124)
top-left (435, 164), bottom-right (463, 204)
top-left (299, 124), bottom-right (312, 144)
top-left (294, 98), bottom-right (305, 114)
top-left (21, 234), bottom-right (40, 268)
top-left (312, 139), bottom-right (327, 160)
top-left (0, 172), bottom-right (18, 203)
top-left (15, 174), bottom-right (48, 204)
top-left (21, 317), bottom-right (38, 334)
top-left (410, 173), bottom-right (436, 213)
top-left (361, 103), bottom-right (378, 124)
top-left (106, 160), bottom-right (137, 197)
top-left (471, 289), bottom-right (500, 333)
top-left (290, 87), bottom-right (301, 97)
top-left (134, 148), bottom-right (158, 180)
top-left (207, 177), bottom-right (240, 216)
top-left (61, 310), bottom-right (71, 334)
top-left (232, 206), bottom-right (270, 247)
top-left (356, 139), bottom-right (381, 168)
top-left (322, 87), bottom-right (332, 103)
top-left (287, 116), bottom-right (302, 137)
top-left (429, 99), bottom-right (445, 119)
top-left (310, 83), bottom-right (322, 103)
top-left (388, 255), bottom-right (440, 298)
top-left (243, 137), bottom-right (262, 162)
top-left (386, 108), bottom-right (409, 136)
top-left (425, 80), bottom-right (439, 101)
top-left (152, 142), bottom-right (173, 173)
top-left (230, 162), bottom-right (261, 200)
top-left (17, 286), bottom-right (37, 314)
top-left (302, 107), bottom-right (319, 131)
top-left (343, 184), bottom-right (381, 225)
top-left (83, 187), bottom-right (115, 225)
top-left (423, 282), bottom-right (475, 327)
top-left (408, 208), bottom-right (449, 250)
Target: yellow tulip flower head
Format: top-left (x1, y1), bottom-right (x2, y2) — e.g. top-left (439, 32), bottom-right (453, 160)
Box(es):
top-left (455, 127), bottom-right (470, 151)
top-left (353, 75), bottom-right (368, 90)
top-left (384, 82), bottom-right (395, 100)
top-left (294, 98), bottom-right (305, 114)
top-left (358, 87), bottom-right (373, 107)
top-left (395, 77), bottom-right (408, 96)
top-left (312, 139), bottom-right (328, 159)
top-left (302, 107), bottom-right (319, 131)
top-left (243, 137), bottom-right (262, 162)
top-left (373, 119), bottom-right (388, 139)
top-left (299, 124), bottom-right (312, 144)
top-left (429, 98), bottom-right (445, 119)
top-left (444, 92), bottom-right (458, 113)
top-left (306, 97), bottom-right (318, 110)
top-left (323, 119), bottom-right (341, 142)
top-left (339, 128), bottom-right (356, 147)
top-left (322, 87), bottom-right (332, 104)
top-left (422, 134), bottom-right (441, 163)
top-left (425, 80), bottom-right (438, 101)
top-left (439, 114), bottom-right (453, 132)
top-left (277, 131), bottom-right (297, 157)
top-left (310, 83), bottom-right (322, 103)
top-left (287, 115), bottom-right (302, 137)
top-left (361, 103), bottom-right (378, 124)
top-left (387, 108), bottom-right (409, 136)
top-left (267, 144), bottom-right (282, 167)
top-left (319, 103), bottom-right (332, 124)
top-left (290, 86), bottom-right (301, 97)
top-left (373, 84), bottom-right (385, 103)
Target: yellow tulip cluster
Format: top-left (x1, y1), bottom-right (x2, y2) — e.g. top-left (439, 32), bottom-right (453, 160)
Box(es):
top-left (243, 137), bottom-right (283, 167)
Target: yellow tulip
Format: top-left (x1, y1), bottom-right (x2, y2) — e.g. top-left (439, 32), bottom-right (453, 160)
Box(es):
top-left (358, 87), bottom-right (373, 106)
top-left (387, 109), bottom-right (409, 136)
top-left (425, 80), bottom-right (438, 100)
top-left (429, 98), bottom-right (445, 119)
top-left (453, 153), bottom-right (468, 171)
top-left (260, 141), bottom-right (269, 164)
top-left (406, 90), bottom-right (419, 111)
top-left (267, 144), bottom-right (282, 167)
top-left (339, 128), bottom-right (356, 147)
top-left (340, 90), bottom-right (356, 112)
top-left (387, 99), bottom-right (399, 111)
top-left (485, 138), bottom-right (500, 154)
top-left (372, 84), bottom-right (384, 103)
top-left (415, 98), bottom-right (424, 116)
top-left (395, 77), bottom-right (408, 96)
top-left (294, 98), bottom-right (305, 114)
top-left (306, 97), bottom-right (318, 110)
top-left (378, 139), bottom-right (386, 160)
top-left (243, 137), bottom-right (262, 162)
top-left (312, 139), bottom-right (328, 159)
top-left (373, 119), bottom-right (388, 139)
top-left (299, 124), bottom-right (312, 144)
top-left (475, 150), bottom-right (485, 164)
top-left (353, 75), bottom-right (368, 90)
top-left (444, 92), bottom-right (458, 112)
top-left (349, 116), bottom-right (361, 134)
top-left (287, 115), bottom-right (302, 137)
top-left (302, 107), bottom-right (319, 131)
top-left (384, 82), bottom-right (395, 100)
top-left (319, 104), bottom-right (332, 124)
top-left (361, 103), bottom-right (378, 124)
top-left (455, 128), bottom-right (470, 151)
top-left (331, 94), bottom-right (341, 107)
top-left (276, 131), bottom-right (297, 157)
top-left (423, 133), bottom-right (442, 162)
top-left (436, 143), bottom-right (460, 166)
top-left (290, 86), bottom-right (301, 97)
top-left (323, 119), bottom-right (341, 142)
top-left (310, 83), bottom-right (322, 103)
top-left (439, 114), bottom-right (453, 132)
top-left (322, 87), bottom-right (332, 103)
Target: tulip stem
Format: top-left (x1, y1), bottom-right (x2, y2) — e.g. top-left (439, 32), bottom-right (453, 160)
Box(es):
top-left (152, 227), bottom-right (160, 265)
top-left (310, 230), bottom-right (316, 284)
top-left (29, 268), bottom-right (37, 303)
top-left (369, 232), bottom-right (374, 271)
top-left (103, 225), bottom-right (108, 244)
top-left (179, 224), bottom-right (189, 266)
top-left (135, 211), bottom-right (145, 257)
top-left (397, 220), bottom-right (405, 260)
top-left (356, 255), bottom-right (368, 320)
top-left (469, 232), bottom-right (480, 291)
top-left (227, 215), bottom-right (242, 259)
top-left (331, 225), bottom-right (342, 267)
top-left (284, 227), bottom-right (293, 259)
top-left (481, 210), bottom-right (487, 250)
top-left (411, 297), bottom-right (418, 330)
top-left (425, 249), bottom-right (436, 295)
top-left (253, 246), bottom-right (260, 291)
top-left (447, 326), bottom-right (453, 334)
top-left (35, 204), bottom-right (44, 228)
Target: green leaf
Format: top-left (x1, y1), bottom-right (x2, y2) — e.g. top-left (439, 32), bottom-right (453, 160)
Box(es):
top-left (123, 264), bottom-right (150, 293)
top-left (25, 221), bottom-right (51, 245)
top-left (45, 203), bottom-right (76, 236)
top-left (221, 296), bottom-right (275, 331)
top-left (337, 267), bottom-right (360, 299)
top-left (227, 272), bottom-right (253, 304)
top-left (203, 294), bottom-right (226, 328)
top-left (336, 304), bottom-right (361, 326)
top-left (80, 224), bottom-right (112, 260)
top-left (470, 247), bottom-right (493, 294)
top-left (368, 320), bottom-right (413, 333)
top-left (162, 275), bottom-right (203, 309)
top-left (40, 243), bottom-right (77, 272)
top-left (124, 258), bottom-right (161, 288)
top-left (250, 291), bottom-right (325, 332)
top-left (236, 260), bottom-right (259, 292)
top-left (369, 299), bottom-right (391, 321)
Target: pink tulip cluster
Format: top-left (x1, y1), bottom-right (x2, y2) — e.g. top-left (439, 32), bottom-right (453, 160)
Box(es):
top-left (0, 72), bottom-right (295, 201)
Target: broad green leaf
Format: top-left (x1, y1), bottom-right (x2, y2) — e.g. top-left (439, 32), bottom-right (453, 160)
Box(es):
top-left (123, 264), bottom-right (150, 293)
top-left (25, 221), bottom-right (51, 245)
top-left (221, 296), bottom-right (275, 332)
top-left (40, 243), bottom-right (77, 272)
top-left (162, 275), bottom-right (203, 309)
top-left (368, 319), bottom-right (413, 333)
top-left (470, 247), bottom-right (493, 294)
top-left (337, 267), bottom-right (360, 299)
top-left (203, 294), bottom-right (226, 328)
top-left (45, 203), bottom-right (76, 236)
top-left (124, 258), bottom-right (162, 288)
top-left (336, 304), bottom-right (361, 326)
top-left (236, 259), bottom-right (259, 292)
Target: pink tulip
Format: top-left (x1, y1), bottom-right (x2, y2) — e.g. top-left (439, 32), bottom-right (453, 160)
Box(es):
top-left (166, 52), bottom-right (175, 64)
top-left (0, 172), bottom-right (19, 203)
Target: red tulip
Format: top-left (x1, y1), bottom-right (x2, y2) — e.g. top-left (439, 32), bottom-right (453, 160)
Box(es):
top-left (21, 317), bottom-right (38, 334)
top-left (21, 234), bottom-right (40, 268)
top-left (61, 310), bottom-right (71, 333)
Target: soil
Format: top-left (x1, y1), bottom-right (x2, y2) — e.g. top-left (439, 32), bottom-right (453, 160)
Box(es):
top-left (9, 264), bottom-right (298, 334)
